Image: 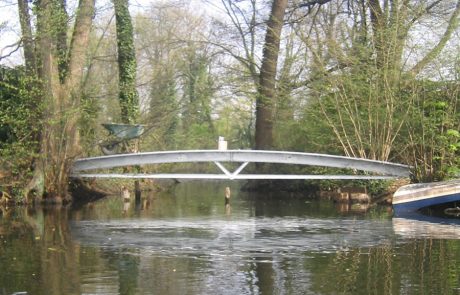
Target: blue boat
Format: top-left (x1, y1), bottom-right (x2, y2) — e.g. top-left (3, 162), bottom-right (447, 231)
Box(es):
top-left (393, 179), bottom-right (460, 216)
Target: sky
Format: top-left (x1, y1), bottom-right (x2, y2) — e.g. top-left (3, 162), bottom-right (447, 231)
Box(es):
top-left (0, 0), bottom-right (218, 66)
top-left (0, 0), bottom-right (23, 65)
top-left (2, 0), bottom-right (458, 80)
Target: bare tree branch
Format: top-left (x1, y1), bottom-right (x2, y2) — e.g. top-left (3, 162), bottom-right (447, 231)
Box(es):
top-left (407, 0), bottom-right (443, 28)
top-left (0, 40), bottom-right (22, 61)
top-left (410, 0), bottom-right (460, 75)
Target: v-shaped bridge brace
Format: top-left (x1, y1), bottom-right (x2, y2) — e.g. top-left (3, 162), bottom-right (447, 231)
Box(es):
top-left (213, 162), bottom-right (249, 180)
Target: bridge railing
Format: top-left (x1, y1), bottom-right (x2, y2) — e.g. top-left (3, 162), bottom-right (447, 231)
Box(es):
top-left (71, 150), bottom-right (411, 180)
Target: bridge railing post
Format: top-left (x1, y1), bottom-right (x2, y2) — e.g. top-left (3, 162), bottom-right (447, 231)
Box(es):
top-left (218, 137), bottom-right (227, 150)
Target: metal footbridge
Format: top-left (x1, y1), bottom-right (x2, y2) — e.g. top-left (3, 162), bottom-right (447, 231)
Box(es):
top-left (71, 150), bottom-right (410, 180)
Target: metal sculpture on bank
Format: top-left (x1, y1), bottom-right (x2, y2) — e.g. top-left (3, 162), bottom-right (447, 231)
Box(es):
top-left (99, 123), bottom-right (145, 155)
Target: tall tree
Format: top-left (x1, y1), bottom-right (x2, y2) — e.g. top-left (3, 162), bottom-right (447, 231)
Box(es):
top-left (181, 52), bottom-right (215, 134)
top-left (135, 6), bottom-right (180, 149)
top-left (21, 0), bottom-right (95, 201)
top-left (17, 0), bottom-right (37, 75)
top-left (135, 4), bottom-right (219, 150)
top-left (255, 0), bottom-right (289, 150)
top-left (113, 0), bottom-right (141, 198)
top-left (217, 0), bottom-right (260, 85)
top-left (296, 0), bottom-right (460, 163)
top-left (113, 0), bottom-right (139, 124)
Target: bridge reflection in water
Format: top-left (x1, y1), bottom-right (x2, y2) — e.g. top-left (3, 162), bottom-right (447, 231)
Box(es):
top-left (71, 150), bottom-right (410, 180)
top-left (2, 182), bottom-right (460, 295)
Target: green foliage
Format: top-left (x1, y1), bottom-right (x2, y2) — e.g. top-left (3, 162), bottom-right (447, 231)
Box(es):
top-left (147, 71), bottom-right (179, 149)
top-left (181, 54), bottom-right (214, 129)
top-left (214, 103), bottom-right (253, 149)
top-left (313, 63), bottom-right (410, 160)
top-left (299, 64), bottom-right (459, 183)
top-left (402, 80), bottom-right (460, 182)
top-left (0, 66), bottom-right (41, 194)
top-left (176, 123), bottom-right (215, 150)
top-left (301, 165), bottom-right (391, 195)
top-left (79, 92), bottom-right (101, 154)
top-left (178, 54), bottom-right (216, 148)
top-left (144, 49), bottom-right (217, 151)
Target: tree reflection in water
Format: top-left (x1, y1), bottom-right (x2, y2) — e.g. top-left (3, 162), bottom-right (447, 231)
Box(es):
top-left (0, 182), bottom-right (459, 294)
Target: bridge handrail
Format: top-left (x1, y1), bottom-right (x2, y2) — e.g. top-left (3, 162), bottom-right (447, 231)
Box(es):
top-left (72, 150), bottom-right (410, 177)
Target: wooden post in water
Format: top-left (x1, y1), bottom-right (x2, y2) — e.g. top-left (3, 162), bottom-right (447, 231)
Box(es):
top-left (121, 186), bottom-right (130, 201)
top-left (225, 186), bottom-right (231, 205)
top-left (134, 180), bottom-right (141, 206)
top-left (132, 140), bottom-right (141, 206)
top-left (225, 186), bottom-right (231, 215)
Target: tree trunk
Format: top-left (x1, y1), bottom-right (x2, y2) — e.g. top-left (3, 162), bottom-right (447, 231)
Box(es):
top-left (255, 0), bottom-right (288, 150)
top-left (18, 0), bottom-right (37, 75)
top-left (113, 0), bottom-right (139, 124)
top-left (24, 0), bottom-right (95, 201)
top-left (113, 0), bottom-right (141, 197)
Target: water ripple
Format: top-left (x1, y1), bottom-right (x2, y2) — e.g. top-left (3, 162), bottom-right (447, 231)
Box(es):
top-left (71, 216), bottom-right (397, 258)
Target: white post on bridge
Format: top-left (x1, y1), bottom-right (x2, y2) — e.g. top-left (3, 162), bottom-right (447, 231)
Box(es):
top-left (218, 136), bottom-right (227, 150)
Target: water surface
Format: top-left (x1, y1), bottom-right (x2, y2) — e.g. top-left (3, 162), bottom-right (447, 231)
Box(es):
top-left (1, 181), bottom-right (460, 295)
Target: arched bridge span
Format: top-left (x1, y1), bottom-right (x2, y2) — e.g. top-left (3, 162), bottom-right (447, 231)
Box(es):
top-left (71, 150), bottom-right (410, 180)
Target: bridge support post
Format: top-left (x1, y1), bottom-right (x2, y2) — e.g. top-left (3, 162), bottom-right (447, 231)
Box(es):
top-left (214, 162), bottom-right (250, 180)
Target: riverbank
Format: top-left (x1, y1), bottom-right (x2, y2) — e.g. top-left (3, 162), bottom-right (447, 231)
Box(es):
top-left (1, 177), bottom-right (411, 208)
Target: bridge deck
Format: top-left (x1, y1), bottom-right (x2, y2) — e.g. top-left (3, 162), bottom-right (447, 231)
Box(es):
top-left (71, 150), bottom-right (410, 180)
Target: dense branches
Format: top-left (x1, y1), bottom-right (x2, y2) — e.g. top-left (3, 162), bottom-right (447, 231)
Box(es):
top-left (14, 0), bottom-right (96, 201)
top-left (2, 0), bottom-right (459, 199)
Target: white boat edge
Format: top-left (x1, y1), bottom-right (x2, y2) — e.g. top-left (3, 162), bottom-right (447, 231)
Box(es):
top-left (393, 179), bottom-right (460, 205)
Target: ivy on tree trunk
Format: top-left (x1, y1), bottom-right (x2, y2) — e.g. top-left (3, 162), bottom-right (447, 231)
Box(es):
top-left (113, 0), bottom-right (139, 124)
top-left (19, 0), bottom-right (95, 201)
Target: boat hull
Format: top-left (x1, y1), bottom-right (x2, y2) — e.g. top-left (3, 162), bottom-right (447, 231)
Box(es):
top-left (393, 192), bottom-right (460, 215)
top-left (393, 179), bottom-right (460, 216)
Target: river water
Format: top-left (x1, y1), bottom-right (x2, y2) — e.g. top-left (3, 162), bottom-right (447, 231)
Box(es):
top-left (1, 181), bottom-right (460, 295)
